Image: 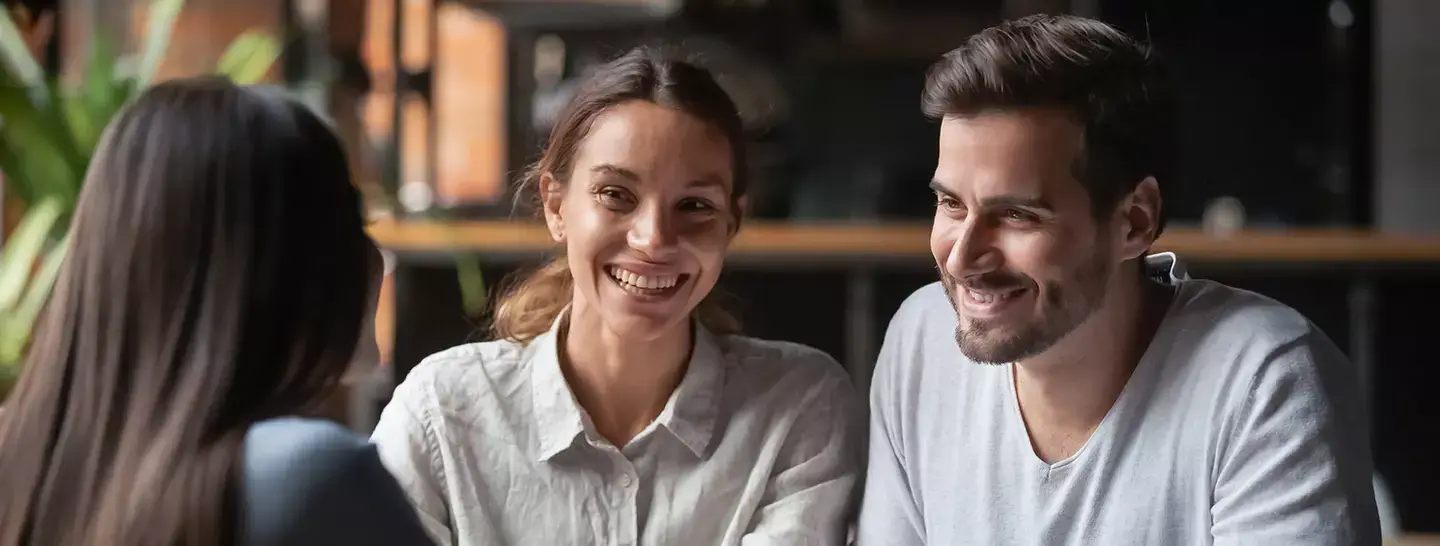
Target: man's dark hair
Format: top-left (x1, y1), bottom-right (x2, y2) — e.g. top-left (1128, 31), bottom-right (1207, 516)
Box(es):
top-left (922, 14), bottom-right (1175, 236)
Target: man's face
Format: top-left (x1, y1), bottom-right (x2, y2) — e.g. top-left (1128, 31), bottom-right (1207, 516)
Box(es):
top-left (930, 109), bottom-right (1118, 364)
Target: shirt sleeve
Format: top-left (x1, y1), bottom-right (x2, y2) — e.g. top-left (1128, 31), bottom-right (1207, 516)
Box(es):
top-left (1211, 330), bottom-right (1381, 546)
top-left (370, 374), bottom-right (456, 546)
top-left (742, 355), bottom-right (867, 546)
top-left (855, 306), bottom-right (926, 546)
top-left (241, 421), bottom-right (436, 546)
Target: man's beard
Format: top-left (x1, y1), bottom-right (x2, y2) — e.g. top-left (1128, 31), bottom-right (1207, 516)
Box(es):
top-left (941, 249), bottom-right (1111, 365)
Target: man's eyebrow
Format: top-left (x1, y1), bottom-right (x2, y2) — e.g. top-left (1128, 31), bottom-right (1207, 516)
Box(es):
top-left (928, 179), bottom-right (958, 199)
top-left (980, 195), bottom-right (1053, 211)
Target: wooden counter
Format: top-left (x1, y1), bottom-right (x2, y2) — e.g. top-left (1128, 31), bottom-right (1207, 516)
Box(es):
top-left (1394, 535), bottom-right (1440, 546)
top-left (369, 220), bottom-right (1440, 264)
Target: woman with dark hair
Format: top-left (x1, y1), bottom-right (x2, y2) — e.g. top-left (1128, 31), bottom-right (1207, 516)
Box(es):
top-left (370, 47), bottom-right (865, 545)
top-left (0, 77), bottom-right (433, 546)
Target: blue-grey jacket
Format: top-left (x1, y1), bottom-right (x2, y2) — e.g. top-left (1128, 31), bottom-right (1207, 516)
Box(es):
top-left (242, 417), bottom-right (435, 546)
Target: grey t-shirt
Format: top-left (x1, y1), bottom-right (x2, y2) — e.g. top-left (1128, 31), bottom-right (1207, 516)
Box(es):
top-left (857, 277), bottom-right (1380, 546)
top-left (243, 417), bottom-right (435, 546)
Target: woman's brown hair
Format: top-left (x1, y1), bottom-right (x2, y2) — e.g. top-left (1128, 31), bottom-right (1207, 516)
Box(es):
top-left (0, 76), bottom-right (374, 545)
top-left (491, 47), bottom-right (748, 343)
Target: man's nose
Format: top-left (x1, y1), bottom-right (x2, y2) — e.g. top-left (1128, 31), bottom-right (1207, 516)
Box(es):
top-left (943, 220), bottom-right (1000, 280)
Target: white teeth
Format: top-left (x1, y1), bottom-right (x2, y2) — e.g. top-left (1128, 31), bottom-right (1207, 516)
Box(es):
top-left (966, 288), bottom-right (1019, 305)
top-left (608, 267), bottom-right (678, 290)
top-left (968, 289), bottom-right (997, 304)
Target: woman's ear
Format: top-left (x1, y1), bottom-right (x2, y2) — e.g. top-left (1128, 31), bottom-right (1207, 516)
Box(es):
top-left (540, 172), bottom-right (566, 243)
top-left (1117, 176), bottom-right (1162, 261)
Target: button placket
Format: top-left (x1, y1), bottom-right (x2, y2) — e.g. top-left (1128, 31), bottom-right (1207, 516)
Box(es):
top-left (611, 452), bottom-right (638, 546)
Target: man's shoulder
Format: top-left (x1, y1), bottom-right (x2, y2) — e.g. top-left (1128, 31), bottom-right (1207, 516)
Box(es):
top-left (1172, 279), bottom-right (1313, 338)
top-left (1159, 279), bottom-right (1354, 406)
top-left (872, 282), bottom-right (974, 403)
top-left (1166, 279), bottom-right (1325, 359)
top-left (889, 281), bottom-right (956, 337)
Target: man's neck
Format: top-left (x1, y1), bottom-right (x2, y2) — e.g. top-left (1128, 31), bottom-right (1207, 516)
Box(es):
top-left (1013, 277), bottom-right (1173, 462)
top-left (560, 305), bottom-right (692, 448)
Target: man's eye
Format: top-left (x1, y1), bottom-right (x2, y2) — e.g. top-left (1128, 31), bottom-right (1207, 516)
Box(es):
top-left (1004, 209), bottom-right (1038, 223)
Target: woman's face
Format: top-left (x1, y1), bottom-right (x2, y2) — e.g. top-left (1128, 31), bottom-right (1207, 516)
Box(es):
top-left (543, 100), bottom-right (740, 341)
top-left (350, 239), bottom-right (385, 371)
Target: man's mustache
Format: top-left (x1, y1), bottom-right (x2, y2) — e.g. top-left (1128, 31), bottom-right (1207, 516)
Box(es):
top-left (940, 269), bottom-right (1030, 292)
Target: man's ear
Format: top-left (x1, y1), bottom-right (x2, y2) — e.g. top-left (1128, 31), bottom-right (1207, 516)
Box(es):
top-left (540, 172), bottom-right (565, 243)
top-left (1117, 176), bottom-right (1161, 261)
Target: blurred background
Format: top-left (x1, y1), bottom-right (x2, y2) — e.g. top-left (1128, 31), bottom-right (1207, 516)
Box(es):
top-left (2, 0), bottom-right (1438, 541)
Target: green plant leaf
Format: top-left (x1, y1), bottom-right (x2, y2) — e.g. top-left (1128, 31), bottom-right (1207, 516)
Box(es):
top-left (134, 0), bottom-right (186, 90)
top-left (0, 9), bottom-right (88, 183)
top-left (0, 197), bottom-right (62, 312)
top-left (72, 34), bottom-right (133, 156)
top-left (0, 238), bottom-right (67, 365)
top-left (0, 87), bottom-right (80, 205)
top-left (454, 255), bottom-right (487, 318)
top-left (216, 32), bottom-right (281, 85)
top-left (0, 136), bottom-right (34, 204)
top-left (0, 6), bottom-right (43, 88)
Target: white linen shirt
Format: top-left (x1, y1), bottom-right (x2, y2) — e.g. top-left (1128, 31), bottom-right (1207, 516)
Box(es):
top-left (370, 314), bottom-right (865, 546)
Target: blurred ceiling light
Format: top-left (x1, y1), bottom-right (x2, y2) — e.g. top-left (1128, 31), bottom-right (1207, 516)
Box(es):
top-left (1328, 0), bottom-right (1354, 29)
top-left (296, 0), bottom-right (329, 30)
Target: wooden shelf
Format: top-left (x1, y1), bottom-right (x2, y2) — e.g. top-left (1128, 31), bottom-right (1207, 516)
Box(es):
top-left (369, 220), bottom-right (1440, 264)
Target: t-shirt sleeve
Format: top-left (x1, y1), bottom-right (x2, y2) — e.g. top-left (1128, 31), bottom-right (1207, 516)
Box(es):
top-left (1211, 329), bottom-right (1381, 546)
top-left (242, 420), bottom-right (436, 546)
top-left (856, 289), bottom-right (930, 546)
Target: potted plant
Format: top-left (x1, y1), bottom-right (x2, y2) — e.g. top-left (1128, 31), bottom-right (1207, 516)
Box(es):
top-left (0, 0), bottom-right (281, 400)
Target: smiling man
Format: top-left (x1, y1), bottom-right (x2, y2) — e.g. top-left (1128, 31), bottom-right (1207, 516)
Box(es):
top-left (856, 14), bottom-right (1380, 546)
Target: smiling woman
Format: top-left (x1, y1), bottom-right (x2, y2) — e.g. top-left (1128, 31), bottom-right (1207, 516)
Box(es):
top-left (491, 48), bottom-right (749, 344)
top-left (369, 47), bottom-right (866, 546)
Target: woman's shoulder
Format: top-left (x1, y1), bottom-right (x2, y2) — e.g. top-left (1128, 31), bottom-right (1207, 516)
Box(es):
top-left (387, 338), bottom-right (539, 416)
top-left (242, 417), bottom-right (379, 498)
top-left (714, 334), bottom-right (855, 394)
top-left (242, 417), bottom-right (433, 545)
top-left (401, 338), bottom-right (535, 391)
top-left (720, 334), bottom-right (840, 368)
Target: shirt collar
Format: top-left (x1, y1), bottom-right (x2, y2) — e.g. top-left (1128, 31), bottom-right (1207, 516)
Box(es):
top-left (531, 312), bottom-right (587, 462)
top-left (530, 309), bottom-right (728, 462)
top-left (657, 324), bottom-right (726, 457)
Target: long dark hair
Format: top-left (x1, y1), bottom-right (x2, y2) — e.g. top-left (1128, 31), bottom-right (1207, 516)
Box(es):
top-left (491, 46), bottom-right (748, 343)
top-left (0, 76), bottom-right (374, 545)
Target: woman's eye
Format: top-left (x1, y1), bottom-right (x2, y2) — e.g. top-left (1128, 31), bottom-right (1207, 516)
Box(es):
top-left (679, 198), bottom-right (717, 213)
top-left (596, 187), bottom-right (633, 207)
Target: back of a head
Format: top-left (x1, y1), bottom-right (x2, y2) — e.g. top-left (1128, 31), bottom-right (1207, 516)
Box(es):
top-left (922, 14), bottom-right (1175, 234)
top-left (0, 76), bottom-right (372, 545)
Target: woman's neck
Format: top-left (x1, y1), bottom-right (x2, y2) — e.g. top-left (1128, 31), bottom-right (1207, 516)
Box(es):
top-left (559, 308), bottom-right (693, 448)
